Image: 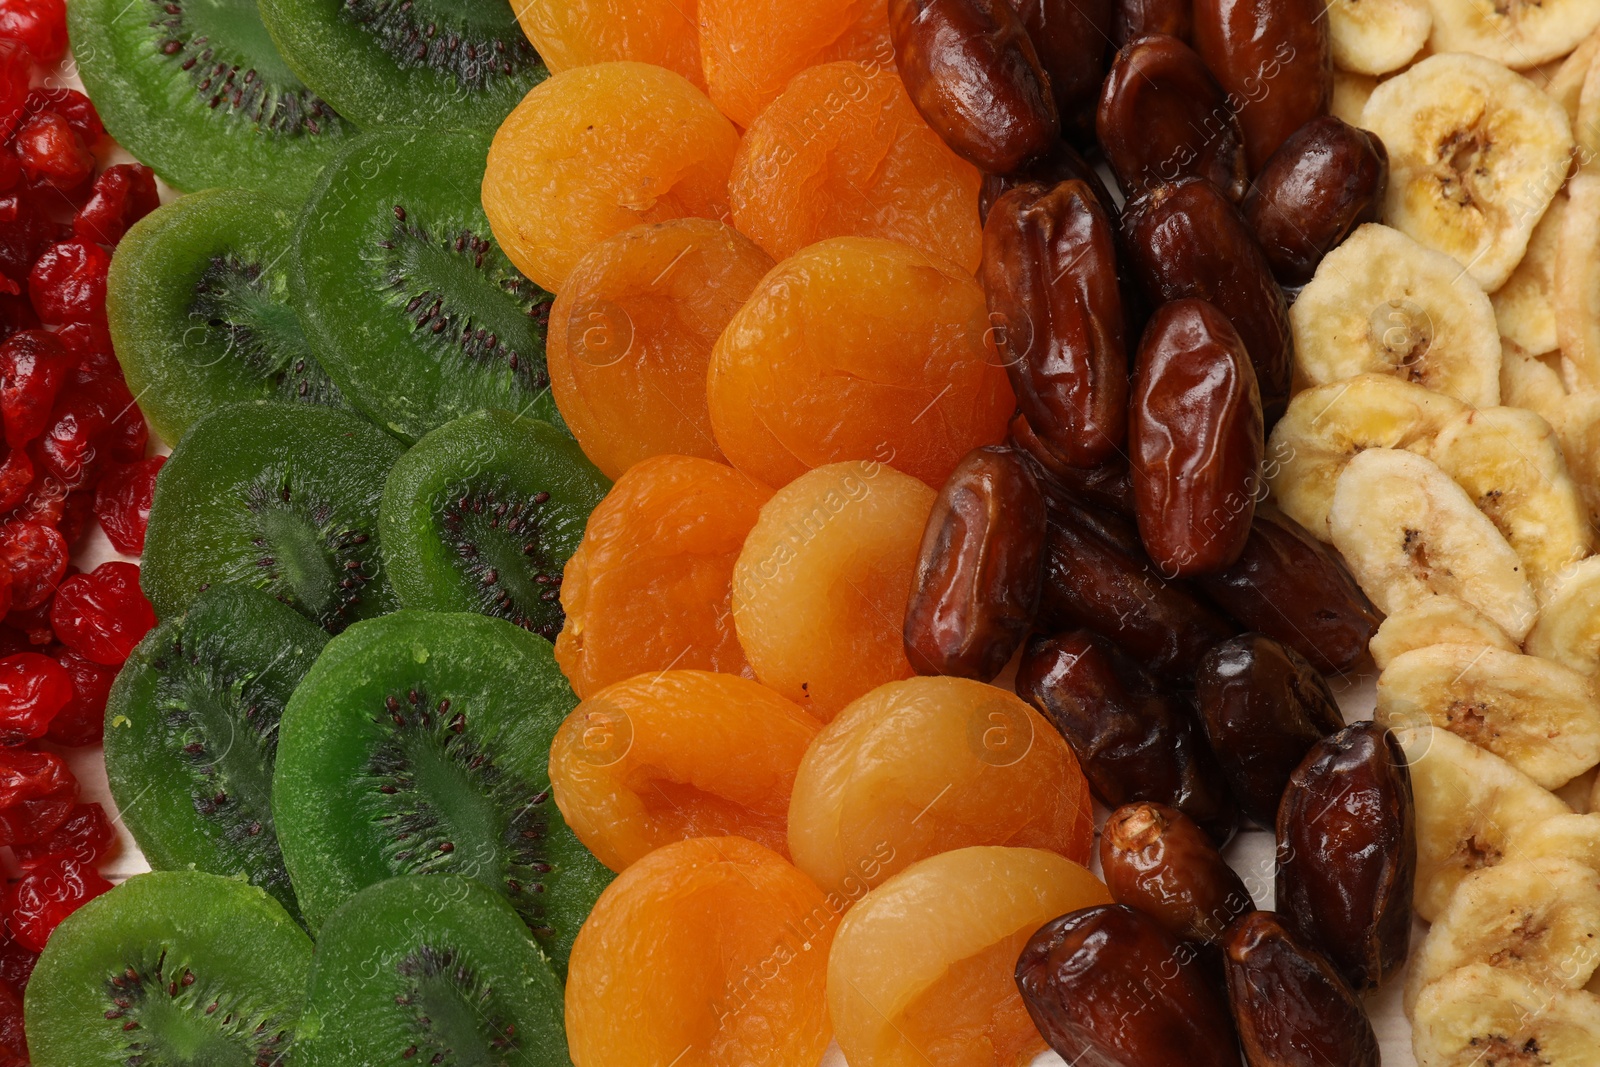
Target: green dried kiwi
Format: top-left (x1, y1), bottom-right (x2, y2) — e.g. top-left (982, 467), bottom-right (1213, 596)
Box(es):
top-left (292, 128), bottom-right (562, 443)
top-left (273, 610), bottom-right (611, 973)
top-left (141, 400), bottom-right (403, 633)
top-left (108, 188), bottom-right (345, 445)
top-left (259, 0), bottom-right (545, 132)
top-left (380, 409), bottom-right (608, 641)
top-left (104, 586), bottom-right (328, 922)
top-left (25, 870), bottom-right (312, 1067)
top-left (295, 875), bottom-right (569, 1066)
top-left (67, 0), bottom-right (356, 195)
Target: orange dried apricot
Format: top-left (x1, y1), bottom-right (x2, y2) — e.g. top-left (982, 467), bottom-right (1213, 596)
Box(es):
top-left (730, 61), bottom-right (982, 272)
top-left (731, 460), bottom-right (934, 720)
top-left (707, 237), bottom-right (1014, 489)
top-left (557, 454), bottom-right (771, 699)
top-left (483, 62), bottom-right (738, 292)
top-left (787, 677), bottom-right (1094, 899)
top-left (547, 219), bottom-right (774, 478)
top-left (566, 836), bottom-right (837, 1067)
top-left (550, 670), bottom-right (820, 871)
top-left (828, 846), bottom-right (1112, 1067)
top-left (513, 0), bottom-right (705, 88)
top-left (699, 0), bottom-right (894, 126)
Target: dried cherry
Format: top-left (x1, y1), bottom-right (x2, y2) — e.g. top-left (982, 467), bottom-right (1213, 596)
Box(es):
top-left (48, 561), bottom-right (154, 666)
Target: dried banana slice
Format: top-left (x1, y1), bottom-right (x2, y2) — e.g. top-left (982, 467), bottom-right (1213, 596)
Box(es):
top-left (1557, 171), bottom-right (1600, 388)
top-left (1548, 31), bottom-right (1600, 127)
top-left (1363, 53), bottom-right (1574, 293)
top-left (1266, 374), bottom-right (1467, 540)
top-left (1292, 224), bottom-right (1501, 407)
top-left (1428, 0), bottom-right (1600, 71)
top-left (1556, 392), bottom-right (1600, 528)
top-left (1333, 70), bottom-right (1381, 126)
top-left (1329, 0), bottom-right (1431, 75)
top-left (1493, 191), bottom-right (1566, 356)
top-left (1412, 964), bottom-right (1600, 1066)
top-left (1503, 339), bottom-right (1574, 414)
top-left (1370, 594), bottom-right (1519, 669)
top-left (1520, 812), bottom-right (1600, 870)
top-left (1329, 448), bottom-right (1539, 641)
top-left (1377, 644), bottom-right (1600, 789)
top-left (1427, 406), bottom-right (1594, 594)
top-left (1528, 557), bottom-right (1600, 674)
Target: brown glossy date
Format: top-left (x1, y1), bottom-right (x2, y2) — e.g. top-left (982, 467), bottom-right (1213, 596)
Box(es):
top-left (1008, 412), bottom-right (1135, 515)
top-left (903, 445), bottom-right (1047, 680)
top-left (1224, 911), bottom-right (1380, 1067)
top-left (1018, 628), bottom-right (1237, 842)
top-left (1037, 497), bottom-right (1238, 680)
top-left (1121, 177), bottom-right (1292, 424)
top-left (1131, 298), bottom-right (1263, 577)
top-left (1097, 34), bottom-right (1248, 203)
top-left (1276, 720), bottom-right (1415, 991)
top-left (1193, 0), bottom-right (1331, 172)
top-left (1113, 0), bottom-right (1193, 46)
top-left (1017, 904), bottom-right (1241, 1067)
top-left (1012, 0), bottom-right (1113, 144)
top-left (888, 0), bottom-right (1060, 173)
top-left (1243, 115), bottom-right (1388, 285)
top-left (1197, 504), bottom-right (1382, 674)
top-left (982, 182), bottom-right (1129, 468)
top-left (1195, 633), bottom-right (1343, 828)
top-left (1101, 802), bottom-right (1253, 944)
top-left (979, 138), bottom-right (1118, 224)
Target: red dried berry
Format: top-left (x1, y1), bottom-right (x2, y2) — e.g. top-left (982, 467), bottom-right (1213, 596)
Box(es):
top-left (0, 568), bottom-right (9, 620)
top-left (94, 455), bottom-right (163, 554)
top-left (13, 801), bottom-right (113, 868)
top-left (56, 485), bottom-right (93, 547)
top-left (0, 444), bottom-right (28, 513)
top-left (12, 111), bottom-right (92, 191)
top-left (5, 854), bottom-right (109, 952)
top-left (0, 628), bottom-right (22, 659)
top-left (55, 319), bottom-right (109, 370)
top-left (0, 0), bottom-right (66, 65)
top-left (0, 519), bottom-right (64, 611)
top-left (0, 193), bottom-right (58, 296)
top-left (0, 746), bottom-right (75, 847)
top-left (103, 380), bottom-right (146, 464)
top-left (45, 648), bottom-right (112, 746)
top-left (0, 41), bottom-right (25, 143)
top-left (0, 980), bottom-right (21, 1062)
top-left (0, 328), bottom-right (71, 447)
top-left (48, 561), bottom-right (154, 666)
top-left (0, 652), bottom-right (68, 740)
top-left (36, 381), bottom-right (115, 489)
top-left (0, 933), bottom-right (35, 993)
top-left (73, 163), bottom-right (159, 247)
top-left (27, 239), bottom-right (109, 325)
top-left (23, 88), bottom-right (102, 145)
top-left (1, 602), bottom-right (47, 647)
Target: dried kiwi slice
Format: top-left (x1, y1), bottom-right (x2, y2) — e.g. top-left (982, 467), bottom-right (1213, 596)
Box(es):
top-left (108, 188), bottom-right (344, 445)
top-left (292, 128), bottom-right (561, 443)
top-left (68, 0), bottom-right (356, 195)
top-left (26, 871), bottom-right (312, 1067)
top-left (259, 0), bottom-right (545, 132)
top-left (104, 586), bottom-right (328, 921)
top-left (381, 409), bottom-right (607, 640)
top-left (296, 875), bottom-right (569, 1066)
top-left (141, 401), bottom-right (403, 632)
top-left (273, 610), bottom-right (611, 972)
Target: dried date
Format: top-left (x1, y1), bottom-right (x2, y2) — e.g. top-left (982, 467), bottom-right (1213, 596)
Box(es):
top-left (1008, 412), bottom-right (1135, 514)
top-left (979, 139), bottom-right (1118, 224)
top-left (1113, 0), bottom-right (1193, 45)
top-left (1101, 801), bottom-right (1253, 944)
top-left (1012, 0), bottom-right (1113, 144)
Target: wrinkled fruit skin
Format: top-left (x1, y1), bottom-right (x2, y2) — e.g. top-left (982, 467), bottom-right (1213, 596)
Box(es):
top-left (72, 163), bottom-right (159, 247)
top-left (1100, 801), bottom-right (1252, 945)
top-left (1196, 504), bottom-right (1381, 674)
top-left (1242, 116), bottom-right (1388, 285)
top-left (904, 445), bottom-right (1047, 680)
top-left (12, 801), bottom-right (113, 868)
top-left (1097, 34), bottom-right (1247, 203)
top-left (5, 854), bottom-right (109, 952)
top-left (1276, 720), bottom-right (1415, 991)
top-left (44, 649), bottom-right (112, 746)
top-left (1112, 0), bottom-right (1193, 46)
top-left (1131, 297), bottom-right (1263, 578)
top-left (0, 327), bottom-right (68, 447)
top-left (978, 138), bottom-right (1118, 225)
top-left (0, 747), bottom-right (74, 847)
top-left (982, 181), bottom-right (1127, 468)
top-left (1016, 904), bottom-right (1241, 1067)
top-left (1195, 634), bottom-right (1344, 828)
top-left (0, 652), bottom-right (67, 741)
top-left (1012, 0), bottom-right (1111, 144)
top-left (93, 455), bottom-right (164, 555)
top-left (48, 561), bottom-right (154, 666)
top-left (27, 239), bottom-right (108, 326)
top-left (1018, 629), bottom-right (1236, 843)
top-left (888, 0), bottom-right (1059, 173)
top-left (1008, 413), bottom-right (1135, 514)
top-left (1121, 177), bottom-right (1292, 425)
top-left (1223, 910), bottom-right (1380, 1067)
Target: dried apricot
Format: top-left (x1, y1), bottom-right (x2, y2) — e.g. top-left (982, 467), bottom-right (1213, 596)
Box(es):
top-left (483, 62), bottom-right (739, 292)
top-left (566, 836), bottom-right (836, 1067)
top-left (548, 219), bottom-right (774, 478)
top-left (550, 670), bottom-right (819, 871)
top-left (788, 677), bottom-right (1093, 899)
top-left (557, 454), bottom-right (771, 699)
top-left (828, 846), bottom-right (1112, 1067)
top-left (513, 0), bottom-right (705, 88)
top-left (729, 61), bottom-right (982, 272)
top-left (733, 460), bottom-right (935, 720)
top-left (707, 237), bottom-right (1013, 489)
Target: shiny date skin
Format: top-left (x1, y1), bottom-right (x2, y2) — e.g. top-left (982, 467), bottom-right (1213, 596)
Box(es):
top-left (1101, 802), bottom-right (1253, 945)
top-left (1012, 0), bottom-right (1113, 144)
top-left (888, 0), bottom-right (1059, 173)
top-left (1036, 496), bottom-right (1238, 680)
top-left (979, 139), bottom-right (1118, 224)
top-left (1195, 634), bottom-right (1343, 828)
top-left (1097, 35), bottom-right (1248, 203)
top-left (1193, 0), bottom-right (1331, 172)
top-left (1277, 720), bottom-right (1416, 991)
top-left (1122, 177), bottom-right (1293, 425)
top-left (1018, 629), bottom-right (1237, 843)
top-left (903, 445), bottom-right (1047, 681)
top-left (1224, 911), bottom-right (1381, 1067)
top-left (1017, 905), bottom-right (1241, 1067)
top-left (1197, 504), bottom-right (1382, 675)
top-left (1243, 116), bottom-right (1388, 285)
top-left (1008, 412), bottom-right (1135, 514)
top-left (982, 182), bottom-right (1128, 469)
top-left (1131, 298), bottom-right (1263, 577)
top-left (1113, 0), bottom-right (1193, 46)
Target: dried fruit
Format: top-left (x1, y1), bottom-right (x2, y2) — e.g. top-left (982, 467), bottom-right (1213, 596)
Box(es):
top-left (48, 561), bottom-right (154, 666)
top-left (5, 854), bottom-right (110, 952)
top-left (91, 455), bottom-right (163, 555)
top-left (27, 240), bottom-right (109, 326)
top-left (1100, 802), bottom-right (1252, 945)
top-left (0, 651), bottom-right (66, 741)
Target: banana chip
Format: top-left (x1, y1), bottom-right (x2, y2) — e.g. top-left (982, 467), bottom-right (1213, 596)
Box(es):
top-left (1370, 594), bottom-right (1519, 670)
top-left (1333, 70), bottom-right (1381, 127)
top-left (1493, 190), bottom-right (1566, 356)
top-left (1428, 0), bottom-right (1600, 70)
top-left (1329, 0), bottom-right (1430, 76)
top-left (1412, 964), bottom-right (1600, 1067)
top-left (1557, 171), bottom-right (1600, 388)
top-left (1546, 30), bottom-right (1600, 126)
top-left (1528, 556), bottom-right (1600, 673)
top-left (1520, 811), bottom-right (1600, 870)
